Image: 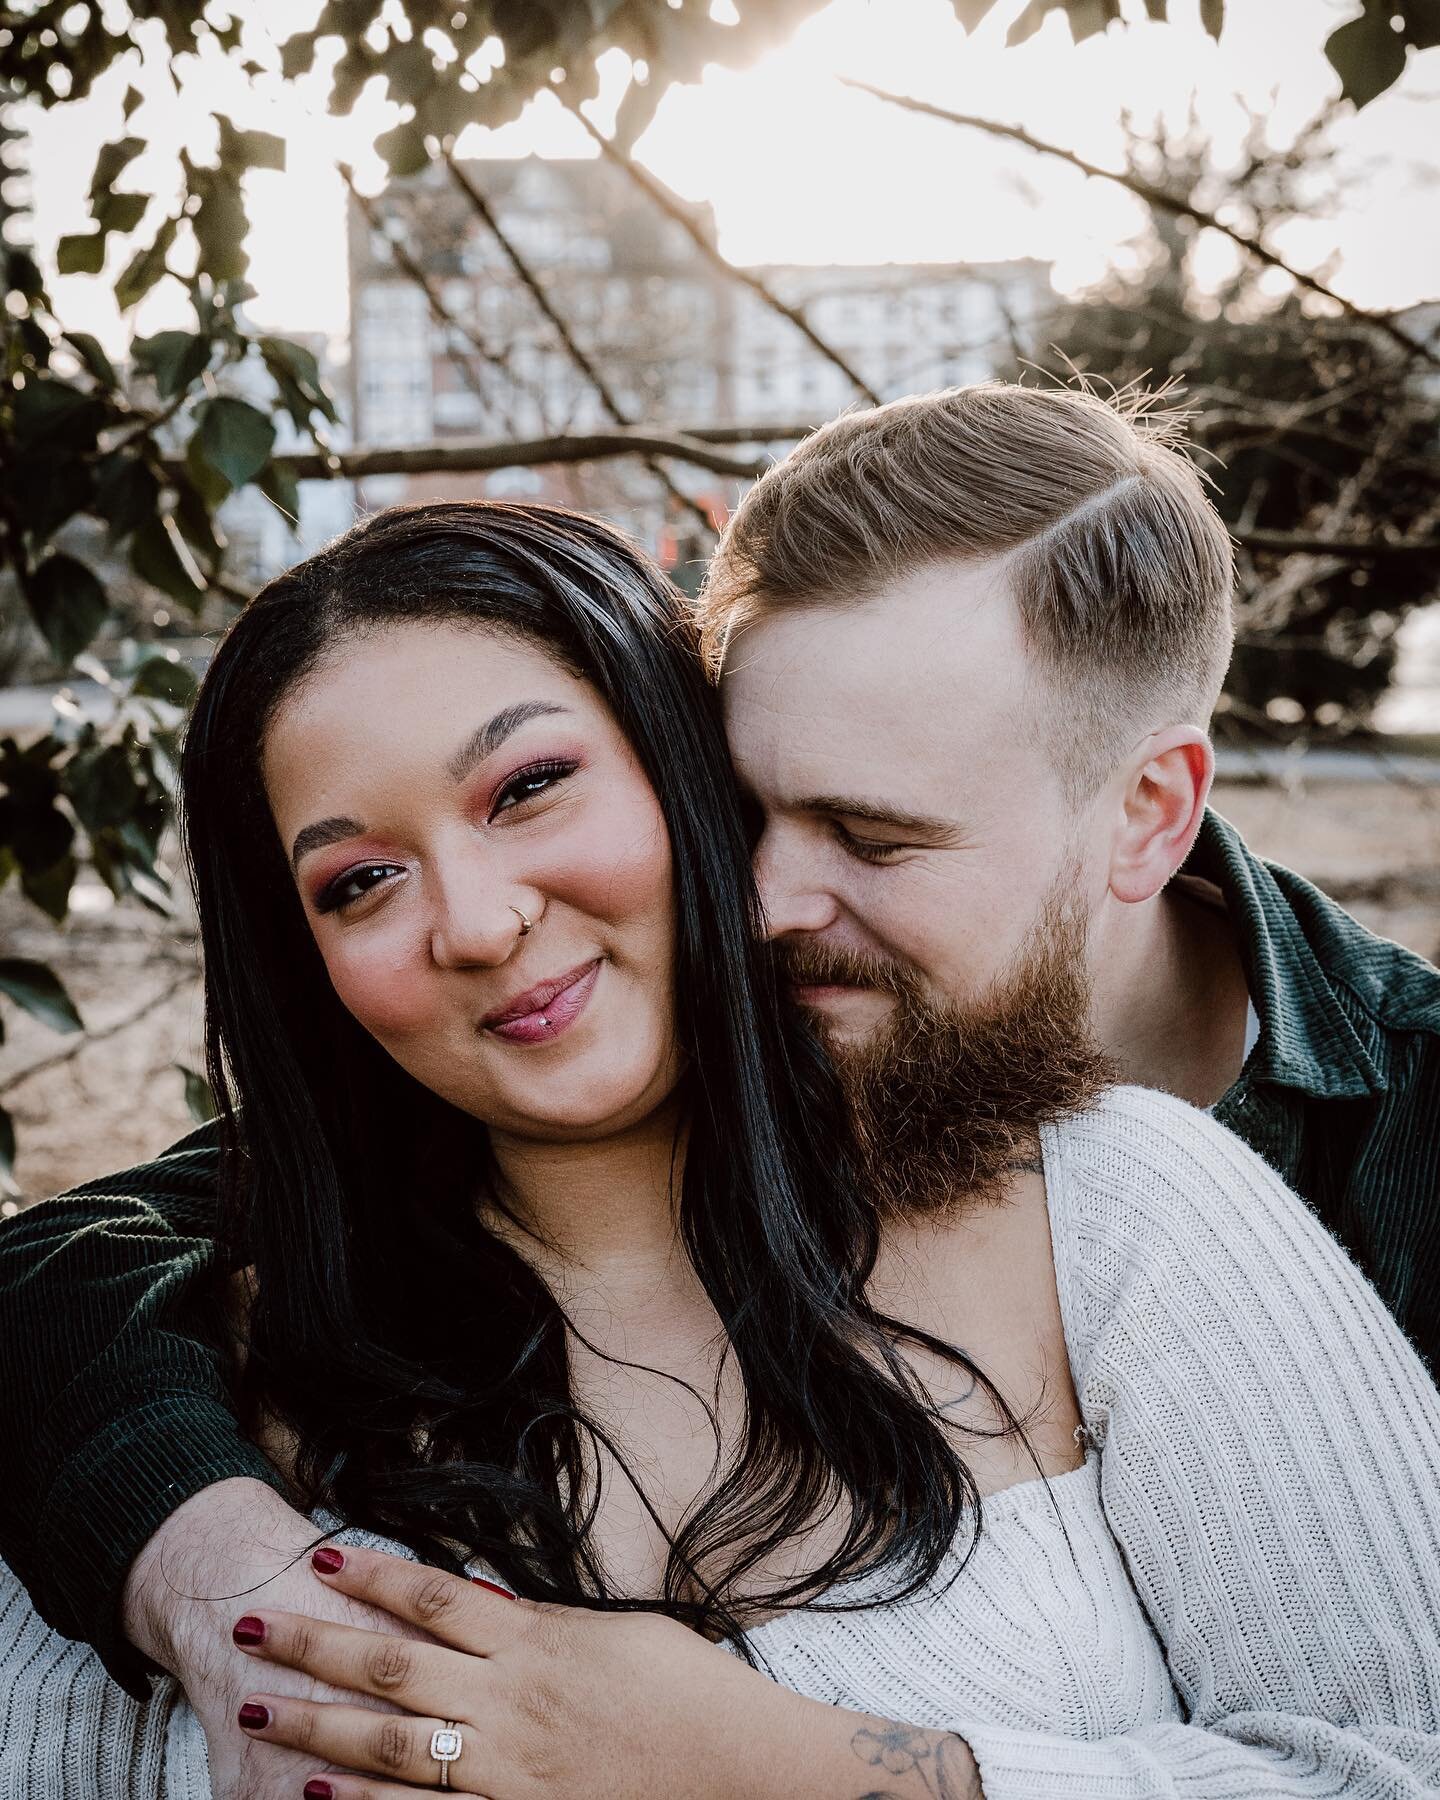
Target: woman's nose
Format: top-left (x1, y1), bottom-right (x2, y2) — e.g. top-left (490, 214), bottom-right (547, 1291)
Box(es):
top-left (427, 857), bottom-right (533, 970)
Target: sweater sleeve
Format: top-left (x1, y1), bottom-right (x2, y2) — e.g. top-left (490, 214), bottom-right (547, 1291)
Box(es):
top-left (965, 1086), bottom-right (1440, 1800)
top-left (0, 1125), bottom-right (287, 1701)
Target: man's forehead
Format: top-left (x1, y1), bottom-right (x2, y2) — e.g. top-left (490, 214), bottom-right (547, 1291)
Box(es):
top-left (720, 559), bottom-right (1032, 766)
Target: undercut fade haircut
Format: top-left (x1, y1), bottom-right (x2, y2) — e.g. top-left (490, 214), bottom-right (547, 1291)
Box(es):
top-left (698, 382), bottom-right (1236, 801)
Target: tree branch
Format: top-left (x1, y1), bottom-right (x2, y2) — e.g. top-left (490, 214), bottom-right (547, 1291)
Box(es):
top-left (442, 153), bottom-right (715, 531)
top-left (1234, 527), bottom-right (1440, 560)
top-left (0, 968), bottom-right (197, 1102)
top-left (845, 80), bottom-right (1440, 372)
top-left (161, 429), bottom-right (770, 486)
top-left (554, 84), bottom-right (884, 407)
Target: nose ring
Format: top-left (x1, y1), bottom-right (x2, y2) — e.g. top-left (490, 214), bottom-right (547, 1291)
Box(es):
top-left (510, 906), bottom-right (533, 938)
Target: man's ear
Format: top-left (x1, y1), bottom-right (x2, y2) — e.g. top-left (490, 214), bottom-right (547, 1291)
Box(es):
top-left (1108, 726), bottom-right (1214, 906)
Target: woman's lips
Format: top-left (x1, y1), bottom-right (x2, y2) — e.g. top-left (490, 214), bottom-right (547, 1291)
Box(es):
top-left (483, 960), bottom-right (602, 1045)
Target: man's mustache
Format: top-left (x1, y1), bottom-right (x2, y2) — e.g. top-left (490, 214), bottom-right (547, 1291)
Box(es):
top-left (778, 940), bottom-right (917, 1000)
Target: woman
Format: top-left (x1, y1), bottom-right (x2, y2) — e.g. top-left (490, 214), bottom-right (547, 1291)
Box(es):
top-left (2, 500), bottom-right (1438, 1800)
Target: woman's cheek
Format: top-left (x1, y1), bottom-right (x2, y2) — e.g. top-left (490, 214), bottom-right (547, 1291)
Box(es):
top-left (562, 799), bottom-right (672, 926)
top-left (323, 940), bottom-right (439, 1041)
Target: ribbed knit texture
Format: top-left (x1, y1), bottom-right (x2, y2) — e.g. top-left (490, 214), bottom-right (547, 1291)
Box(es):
top-left (4, 1086), bottom-right (1438, 1798)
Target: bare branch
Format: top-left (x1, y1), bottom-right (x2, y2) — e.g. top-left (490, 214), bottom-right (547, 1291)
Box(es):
top-left (0, 969), bottom-right (197, 1102)
top-left (442, 153), bottom-right (715, 531)
top-left (1234, 528), bottom-right (1440, 560)
top-left (343, 166), bottom-right (516, 428)
top-left (162, 429), bottom-right (770, 487)
top-left (554, 84), bottom-right (883, 407)
top-left (845, 80), bottom-right (1440, 372)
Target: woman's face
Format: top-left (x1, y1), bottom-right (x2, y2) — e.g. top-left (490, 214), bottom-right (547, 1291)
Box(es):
top-left (263, 620), bottom-right (680, 1143)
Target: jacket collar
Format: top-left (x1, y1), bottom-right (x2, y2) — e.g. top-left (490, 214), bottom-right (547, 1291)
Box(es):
top-left (1182, 810), bottom-right (1386, 1102)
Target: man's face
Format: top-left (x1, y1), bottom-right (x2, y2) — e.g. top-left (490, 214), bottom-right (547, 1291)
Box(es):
top-left (722, 556), bottom-right (1110, 1045)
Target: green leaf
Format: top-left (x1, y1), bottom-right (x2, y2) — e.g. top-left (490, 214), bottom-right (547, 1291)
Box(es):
top-left (0, 1103), bottom-right (17, 1199)
top-left (96, 190), bottom-right (148, 236)
top-left (173, 473), bottom-right (229, 567)
top-left (134, 328), bottom-right (212, 399)
top-left (27, 554), bottom-right (109, 663)
top-left (64, 331), bottom-right (118, 389)
top-left (10, 376), bottom-right (106, 452)
top-left (115, 216), bottom-right (178, 310)
top-left (1198, 0), bottom-right (1223, 36)
top-left (131, 514), bottom-right (208, 610)
top-left (89, 135), bottom-right (145, 205)
top-left (93, 452), bottom-right (162, 537)
top-left (375, 116), bottom-right (430, 178)
top-left (65, 743), bottom-right (137, 832)
top-left (1325, 9), bottom-right (1408, 107)
top-left (184, 428), bottom-right (232, 507)
top-left (257, 457), bottom-right (301, 525)
top-left (1399, 0), bottom-right (1440, 50)
top-left (21, 854), bottom-right (77, 923)
top-left (122, 85), bottom-right (144, 121)
top-left (195, 394), bottom-right (277, 489)
top-left (189, 171), bottom-right (250, 284)
top-left (176, 1063), bottom-right (217, 1124)
top-left (0, 959), bottom-right (83, 1034)
top-left (12, 455), bottom-right (94, 542)
top-left (6, 249), bottom-right (47, 304)
top-left (57, 232), bottom-right (106, 276)
top-left (131, 653), bottom-right (198, 706)
top-left (215, 115), bottom-right (287, 173)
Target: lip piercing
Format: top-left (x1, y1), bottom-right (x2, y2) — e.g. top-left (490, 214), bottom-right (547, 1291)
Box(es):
top-left (510, 906), bottom-right (533, 937)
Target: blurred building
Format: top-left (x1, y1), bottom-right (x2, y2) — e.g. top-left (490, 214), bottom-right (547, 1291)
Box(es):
top-left (347, 155), bottom-right (1052, 552)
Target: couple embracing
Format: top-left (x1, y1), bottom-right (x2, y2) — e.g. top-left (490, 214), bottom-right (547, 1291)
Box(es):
top-left (1, 382), bottom-right (1438, 1800)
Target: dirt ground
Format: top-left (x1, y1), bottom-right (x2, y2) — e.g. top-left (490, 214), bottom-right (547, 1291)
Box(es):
top-left (3, 775), bottom-right (1438, 1210)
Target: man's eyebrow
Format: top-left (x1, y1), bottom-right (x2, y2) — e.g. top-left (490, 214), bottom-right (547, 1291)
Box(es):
top-left (797, 793), bottom-right (962, 841)
top-left (445, 701), bottom-right (571, 784)
top-left (291, 816), bottom-right (366, 872)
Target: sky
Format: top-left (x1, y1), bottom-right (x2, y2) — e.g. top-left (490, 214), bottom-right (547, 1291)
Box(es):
top-left (14, 0), bottom-right (1440, 356)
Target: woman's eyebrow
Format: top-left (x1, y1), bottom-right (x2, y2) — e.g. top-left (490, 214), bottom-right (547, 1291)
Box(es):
top-left (445, 701), bottom-right (572, 783)
top-left (289, 703), bottom-right (574, 873)
top-left (291, 816), bottom-right (366, 871)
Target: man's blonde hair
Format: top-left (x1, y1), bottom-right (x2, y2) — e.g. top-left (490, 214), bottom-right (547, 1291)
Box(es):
top-left (699, 382), bottom-right (1235, 799)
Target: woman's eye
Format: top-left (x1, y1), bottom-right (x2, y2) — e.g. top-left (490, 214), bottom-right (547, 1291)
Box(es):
top-left (316, 864), bottom-right (402, 915)
top-left (489, 759), bottom-right (579, 820)
top-left (833, 823), bottom-right (906, 864)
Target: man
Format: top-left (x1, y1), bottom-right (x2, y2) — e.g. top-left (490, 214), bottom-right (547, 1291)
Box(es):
top-left (2, 383), bottom-right (1436, 1796)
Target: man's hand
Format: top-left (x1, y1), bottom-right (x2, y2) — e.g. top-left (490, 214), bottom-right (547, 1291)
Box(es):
top-left (122, 1478), bottom-right (422, 1800)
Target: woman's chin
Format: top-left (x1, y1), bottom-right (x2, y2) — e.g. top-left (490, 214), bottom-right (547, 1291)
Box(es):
top-left (463, 1048), bottom-right (681, 1144)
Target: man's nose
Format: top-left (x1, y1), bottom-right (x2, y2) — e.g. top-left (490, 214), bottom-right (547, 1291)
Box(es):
top-left (752, 829), bottom-right (840, 939)
top-left (428, 853), bottom-right (533, 970)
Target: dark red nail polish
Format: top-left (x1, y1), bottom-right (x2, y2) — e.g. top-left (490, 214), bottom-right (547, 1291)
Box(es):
top-left (303, 1783), bottom-right (334, 1800)
top-left (311, 1547), bottom-right (345, 1575)
top-left (237, 1702), bottom-right (270, 1730)
top-left (232, 1615), bottom-right (266, 1646)
top-left (470, 1577), bottom-right (515, 1598)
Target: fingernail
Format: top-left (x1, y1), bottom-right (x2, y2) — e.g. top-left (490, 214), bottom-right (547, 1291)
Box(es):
top-left (311, 1547), bottom-right (346, 1575)
top-left (303, 1783), bottom-right (334, 1800)
top-left (470, 1577), bottom-right (515, 1598)
top-left (237, 1702), bottom-right (270, 1730)
top-left (232, 1615), bottom-right (266, 1646)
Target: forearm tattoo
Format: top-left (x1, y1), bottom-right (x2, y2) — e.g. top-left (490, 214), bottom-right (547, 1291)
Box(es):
top-left (850, 1722), bottom-right (976, 1800)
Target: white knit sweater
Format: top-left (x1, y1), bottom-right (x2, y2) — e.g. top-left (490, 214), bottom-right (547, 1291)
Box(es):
top-left (4, 1086), bottom-right (1439, 1799)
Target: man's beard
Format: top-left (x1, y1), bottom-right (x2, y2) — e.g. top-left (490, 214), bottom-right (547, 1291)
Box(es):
top-left (783, 872), bottom-right (1115, 1216)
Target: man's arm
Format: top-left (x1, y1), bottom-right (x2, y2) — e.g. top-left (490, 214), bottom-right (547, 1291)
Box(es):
top-left (0, 1122), bottom-right (287, 1696)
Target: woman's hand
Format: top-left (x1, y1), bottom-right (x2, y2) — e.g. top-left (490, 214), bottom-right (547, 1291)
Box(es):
top-left (228, 1543), bottom-right (823, 1800)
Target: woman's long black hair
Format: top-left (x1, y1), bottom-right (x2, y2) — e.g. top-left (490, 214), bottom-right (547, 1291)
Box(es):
top-left (182, 500), bottom-right (1010, 1643)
